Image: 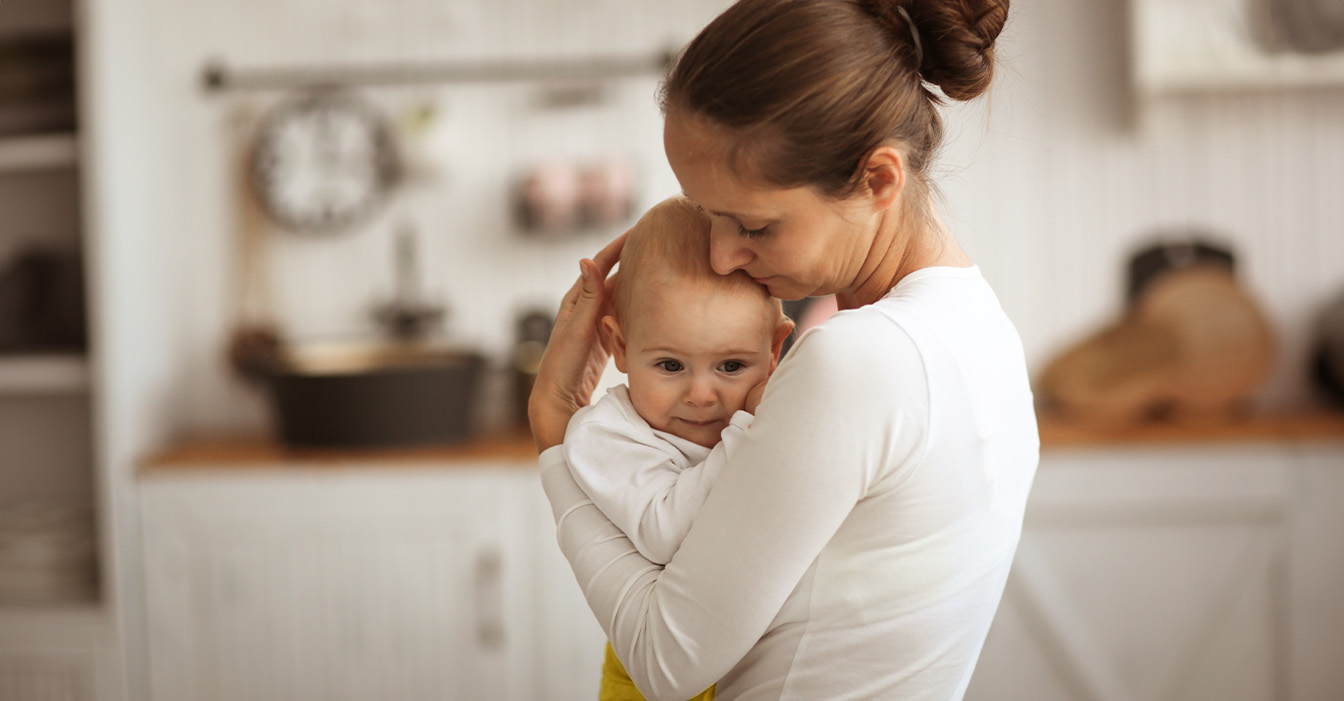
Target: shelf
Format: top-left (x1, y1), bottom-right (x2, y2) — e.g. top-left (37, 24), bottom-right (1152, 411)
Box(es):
top-left (0, 354), bottom-right (90, 394)
top-left (1130, 0), bottom-right (1344, 97)
top-left (0, 133), bottom-right (78, 173)
top-left (1136, 53), bottom-right (1344, 96)
top-left (0, 600), bottom-right (105, 648)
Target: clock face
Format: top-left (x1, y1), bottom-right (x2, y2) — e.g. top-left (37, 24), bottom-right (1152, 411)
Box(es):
top-left (250, 90), bottom-right (401, 234)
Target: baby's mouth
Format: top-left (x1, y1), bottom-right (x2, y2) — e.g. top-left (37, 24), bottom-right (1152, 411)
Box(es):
top-left (678, 418), bottom-right (720, 428)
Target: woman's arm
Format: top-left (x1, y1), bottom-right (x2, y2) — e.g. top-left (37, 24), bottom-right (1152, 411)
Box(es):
top-left (566, 406), bottom-right (752, 565)
top-left (542, 325), bottom-right (927, 699)
top-left (528, 232), bottom-right (626, 451)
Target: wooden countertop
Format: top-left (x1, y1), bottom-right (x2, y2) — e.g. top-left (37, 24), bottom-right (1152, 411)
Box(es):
top-left (1037, 408), bottom-right (1344, 448)
top-left (141, 429), bottom-right (539, 474)
top-left (142, 408), bottom-right (1344, 474)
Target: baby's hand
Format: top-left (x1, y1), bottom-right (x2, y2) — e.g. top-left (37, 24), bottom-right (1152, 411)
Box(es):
top-left (744, 378), bottom-right (768, 414)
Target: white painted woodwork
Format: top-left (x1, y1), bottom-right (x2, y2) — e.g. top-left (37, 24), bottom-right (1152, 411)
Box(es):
top-left (137, 441), bottom-right (1344, 701)
top-left (138, 465), bottom-right (607, 701)
top-left (0, 2), bottom-right (115, 695)
top-left (966, 442), bottom-right (1344, 700)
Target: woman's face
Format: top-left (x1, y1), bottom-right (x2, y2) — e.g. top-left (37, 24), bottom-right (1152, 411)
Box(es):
top-left (663, 111), bottom-right (878, 301)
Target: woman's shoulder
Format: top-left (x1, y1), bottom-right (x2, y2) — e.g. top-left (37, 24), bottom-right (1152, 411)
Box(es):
top-left (797, 298), bottom-right (919, 351)
top-left (779, 305), bottom-right (928, 396)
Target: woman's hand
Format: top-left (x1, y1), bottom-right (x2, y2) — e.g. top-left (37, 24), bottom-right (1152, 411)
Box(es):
top-left (528, 232), bottom-right (627, 452)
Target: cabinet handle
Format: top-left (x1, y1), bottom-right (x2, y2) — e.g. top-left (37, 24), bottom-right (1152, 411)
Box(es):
top-left (475, 546), bottom-right (505, 650)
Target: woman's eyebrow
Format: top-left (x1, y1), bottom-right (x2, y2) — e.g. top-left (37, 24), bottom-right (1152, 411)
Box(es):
top-left (680, 190), bottom-right (755, 221)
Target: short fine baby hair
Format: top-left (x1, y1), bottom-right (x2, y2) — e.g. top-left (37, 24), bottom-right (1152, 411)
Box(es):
top-left (613, 196), bottom-right (782, 324)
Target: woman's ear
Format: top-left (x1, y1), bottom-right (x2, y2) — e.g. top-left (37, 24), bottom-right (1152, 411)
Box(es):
top-left (602, 315), bottom-right (628, 373)
top-left (769, 318), bottom-right (796, 372)
top-left (860, 145), bottom-right (906, 211)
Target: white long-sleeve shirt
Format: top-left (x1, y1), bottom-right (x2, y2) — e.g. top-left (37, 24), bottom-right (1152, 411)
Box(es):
top-left (563, 384), bottom-right (751, 565)
top-left (541, 265), bottom-right (1040, 700)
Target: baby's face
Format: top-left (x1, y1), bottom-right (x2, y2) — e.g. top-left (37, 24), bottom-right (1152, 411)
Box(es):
top-left (617, 282), bottom-right (778, 449)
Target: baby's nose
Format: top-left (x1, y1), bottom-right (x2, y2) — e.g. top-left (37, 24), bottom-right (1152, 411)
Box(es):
top-left (684, 378), bottom-right (718, 406)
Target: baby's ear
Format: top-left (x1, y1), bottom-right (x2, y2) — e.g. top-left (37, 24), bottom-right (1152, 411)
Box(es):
top-left (603, 315), bottom-right (628, 373)
top-left (769, 318), bottom-right (795, 372)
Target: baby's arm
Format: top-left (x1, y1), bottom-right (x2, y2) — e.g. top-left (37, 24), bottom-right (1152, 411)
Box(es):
top-left (565, 410), bottom-right (752, 564)
top-left (631, 412), bottom-right (752, 563)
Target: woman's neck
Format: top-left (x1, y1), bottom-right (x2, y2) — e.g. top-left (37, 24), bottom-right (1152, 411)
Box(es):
top-left (836, 206), bottom-right (969, 311)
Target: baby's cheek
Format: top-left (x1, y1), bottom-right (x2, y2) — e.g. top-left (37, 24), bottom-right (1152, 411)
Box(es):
top-left (729, 374), bottom-right (764, 411)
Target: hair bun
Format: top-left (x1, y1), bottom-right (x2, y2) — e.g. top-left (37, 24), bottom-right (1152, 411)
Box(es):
top-left (894, 0), bottom-right (1009, 101)
top-left (858, 1), bottom-right (925, 69)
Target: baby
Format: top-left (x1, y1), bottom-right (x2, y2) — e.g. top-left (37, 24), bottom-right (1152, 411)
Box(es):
top-left (562, 196), bottom-right (793, 701)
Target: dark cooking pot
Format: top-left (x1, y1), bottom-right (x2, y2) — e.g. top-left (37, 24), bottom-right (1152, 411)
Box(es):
top-left (266, 342), bottom-right (485, 449)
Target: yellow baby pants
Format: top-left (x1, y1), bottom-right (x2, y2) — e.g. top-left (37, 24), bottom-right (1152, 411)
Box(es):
top-left (600, 641), bottom-right (715, 701)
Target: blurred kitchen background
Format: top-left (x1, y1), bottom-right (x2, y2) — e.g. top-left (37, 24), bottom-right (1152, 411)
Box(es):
top-left (2, 0), bottom-right (1344, 699)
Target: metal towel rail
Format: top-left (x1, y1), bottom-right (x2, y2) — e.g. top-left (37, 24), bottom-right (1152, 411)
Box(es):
top-left (201, 50), bottom-right (675, 93)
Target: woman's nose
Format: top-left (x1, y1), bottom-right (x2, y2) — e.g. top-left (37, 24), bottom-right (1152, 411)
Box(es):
top-left (709, 225), bottom-right (753, 276)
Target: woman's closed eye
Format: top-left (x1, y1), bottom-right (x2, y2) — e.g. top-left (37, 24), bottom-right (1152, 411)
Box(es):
top-left (737, 223), bottom-right (769, 239)
top-left (692, 203), bottom-right (769, 239)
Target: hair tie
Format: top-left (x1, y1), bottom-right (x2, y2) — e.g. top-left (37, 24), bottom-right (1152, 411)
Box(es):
top-left (895, 6), bottom-right (923, 66)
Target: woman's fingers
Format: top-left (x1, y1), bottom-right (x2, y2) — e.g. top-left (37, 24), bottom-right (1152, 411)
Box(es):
top-left (592, 229), bottom-right (629, 277)
top-left (528, 232), bottom-right (627, 451)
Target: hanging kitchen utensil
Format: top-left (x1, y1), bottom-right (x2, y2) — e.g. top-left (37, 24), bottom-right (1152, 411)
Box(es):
top-left (1312, 285), bottom-right (1344, 404)
top-left (227, 102), bottom-right (283, 384)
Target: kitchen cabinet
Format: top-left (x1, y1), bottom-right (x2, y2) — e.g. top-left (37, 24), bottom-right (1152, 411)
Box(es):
top-left (138, 449), bottom-right (607, 701)
top-left (0, 1), bottom-right (112, 698)
top-left (0, 0), bottom-right (95, 570)
top-left (967, 430), bottom-right (1344, 701)
top-left (138, 425), bottom-right (1344, 701)
top-left (1130, 0), bottom-right (1344, 97)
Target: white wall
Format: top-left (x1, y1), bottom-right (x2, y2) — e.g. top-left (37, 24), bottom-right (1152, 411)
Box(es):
top-left (120, 0), bottom-right (1343, 436)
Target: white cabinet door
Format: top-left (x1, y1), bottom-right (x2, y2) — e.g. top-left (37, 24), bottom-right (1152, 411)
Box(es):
top-left (967, 445), bottom-right (1296, 701)
top-left (140, 467), bottom-right (539, 701)
top-left (1288, 441), bottom-right (1344, 701)
top-left (521, 470), bottom-right (608, 701)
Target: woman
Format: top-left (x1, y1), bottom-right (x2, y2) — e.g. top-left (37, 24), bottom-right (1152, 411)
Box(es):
top-left (530, 0), bottom-right (1039, 698)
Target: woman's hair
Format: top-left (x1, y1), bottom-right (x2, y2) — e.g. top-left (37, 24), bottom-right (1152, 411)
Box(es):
top-left (614, 197), bottom-right (781, 324)
top-left (659, 0), bottom-right (1008, 205)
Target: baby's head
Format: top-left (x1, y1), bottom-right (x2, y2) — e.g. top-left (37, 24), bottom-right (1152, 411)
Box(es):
top-left (605, 196), bottom-right (793, 448)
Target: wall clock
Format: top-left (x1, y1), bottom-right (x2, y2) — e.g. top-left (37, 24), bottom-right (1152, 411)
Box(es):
top-left (249, 89), bottom-right (401, 234)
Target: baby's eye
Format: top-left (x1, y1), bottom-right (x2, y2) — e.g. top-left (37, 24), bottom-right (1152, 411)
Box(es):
top-left (719, 360), bottom-right (746, 374)
top-left (656, 360), bottom-right (684, 373)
